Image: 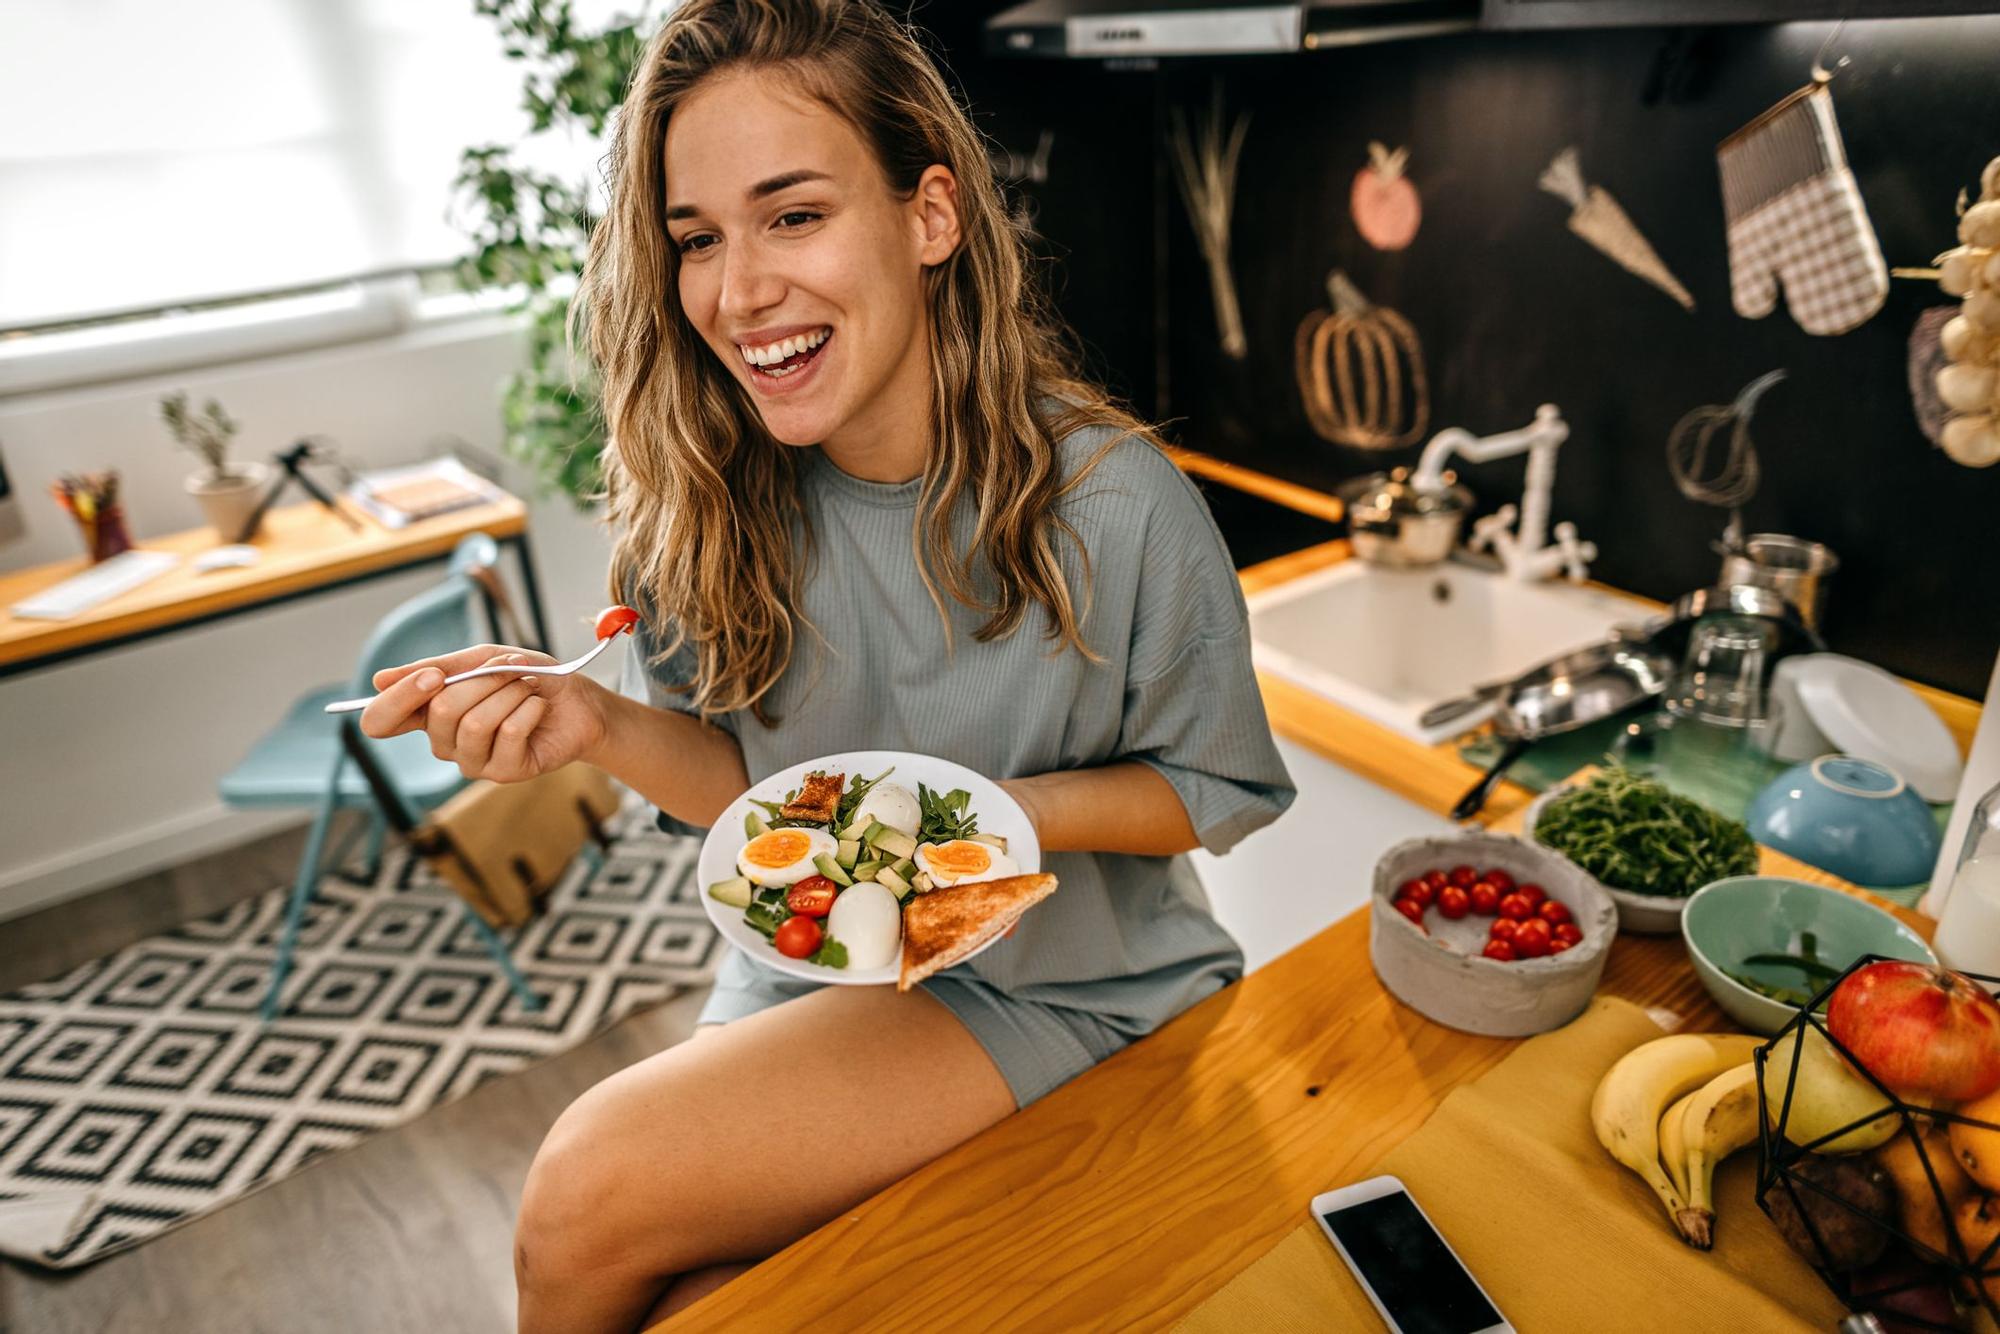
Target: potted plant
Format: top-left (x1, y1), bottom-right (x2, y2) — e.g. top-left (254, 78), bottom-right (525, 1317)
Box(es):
top-left (163, 391), bottom-right (268, 541)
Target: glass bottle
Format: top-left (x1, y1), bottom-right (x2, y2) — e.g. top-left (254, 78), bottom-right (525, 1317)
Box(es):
top-left (1934, 779), bottom-right (2000, 974)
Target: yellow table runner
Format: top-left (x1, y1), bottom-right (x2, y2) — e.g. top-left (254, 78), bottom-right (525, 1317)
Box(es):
top-left (1177, 997), bottom-right (1847, 1332)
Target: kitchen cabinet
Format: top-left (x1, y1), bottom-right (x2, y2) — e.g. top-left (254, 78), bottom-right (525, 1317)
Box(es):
top-left (1482, 0), bottom-right (1999, 29)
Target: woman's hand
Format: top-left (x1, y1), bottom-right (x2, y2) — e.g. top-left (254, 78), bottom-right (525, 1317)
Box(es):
top-left (359, 645), bottom-right (609, 783)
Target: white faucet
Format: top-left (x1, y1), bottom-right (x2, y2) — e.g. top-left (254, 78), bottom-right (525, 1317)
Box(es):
top-left (1409, 403), bottom-right (1597, 583)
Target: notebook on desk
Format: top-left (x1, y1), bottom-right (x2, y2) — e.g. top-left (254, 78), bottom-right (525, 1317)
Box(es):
top-left (9, 549), bottom-right (181, 620)
top-left (346, 457), bottom-right (505, 529)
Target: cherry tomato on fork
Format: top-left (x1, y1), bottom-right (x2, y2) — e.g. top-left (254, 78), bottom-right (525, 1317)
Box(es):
top-left (594, 604), bottom-right (641, 640)
top-left (786, 876), bottom-right (837, 918)
top-left (773, 915), bottom-right (823, 959)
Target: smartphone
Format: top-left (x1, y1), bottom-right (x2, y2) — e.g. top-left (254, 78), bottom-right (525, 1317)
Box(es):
top-left (1312, 1176), bottom-right (1513, 1334)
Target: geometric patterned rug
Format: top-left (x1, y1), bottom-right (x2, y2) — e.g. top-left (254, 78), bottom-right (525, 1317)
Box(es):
top-left (0, 798), bottom-right (718, 1269)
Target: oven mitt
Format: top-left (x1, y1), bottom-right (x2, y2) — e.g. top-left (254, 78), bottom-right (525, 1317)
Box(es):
top-left (1718, 82), bottom-right (1887, 337)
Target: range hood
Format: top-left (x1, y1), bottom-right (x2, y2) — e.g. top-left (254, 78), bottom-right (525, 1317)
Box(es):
top-left (983, 0), bottom-right (1477, 58)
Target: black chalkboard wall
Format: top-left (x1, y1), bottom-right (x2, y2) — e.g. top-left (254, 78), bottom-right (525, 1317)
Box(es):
top-left (913, 9), bottom-right (2000, 697)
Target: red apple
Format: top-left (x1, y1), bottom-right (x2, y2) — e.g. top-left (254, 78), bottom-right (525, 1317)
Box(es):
top-left (1827, 961), bottom-right (2000, 1102)
top-left (1350, 142), bottom-right (1421, 251)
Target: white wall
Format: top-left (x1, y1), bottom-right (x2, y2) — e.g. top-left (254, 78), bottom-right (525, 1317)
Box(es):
top-left (0, 315), bottom-right (625, 922)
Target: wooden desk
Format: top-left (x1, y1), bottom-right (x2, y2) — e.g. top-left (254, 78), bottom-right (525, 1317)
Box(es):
top-left (663, 803), bottom-right (1928, 1332)
top-left (0, 495), bottom-right (546, 679)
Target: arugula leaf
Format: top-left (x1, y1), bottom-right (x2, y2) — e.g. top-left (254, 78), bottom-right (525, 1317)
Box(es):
top-left (916, 781), bottom-right (978, 843)
top-left (744, 898), bottom-right (790, 940)
top-left (808, 933), bottom-right (849, 968)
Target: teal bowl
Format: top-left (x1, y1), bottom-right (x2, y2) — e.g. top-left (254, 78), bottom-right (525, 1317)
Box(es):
top-left (1680, 875), bottom-right (1935, 1034)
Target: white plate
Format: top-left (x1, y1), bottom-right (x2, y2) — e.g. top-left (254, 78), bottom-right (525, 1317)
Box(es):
top-left (696, 750), bottom-right (1041, 985)
top-left (1784, 654), bottom-right (1962, 802)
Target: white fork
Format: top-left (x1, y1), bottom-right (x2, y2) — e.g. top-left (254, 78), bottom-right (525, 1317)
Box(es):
top-left (322, 634), bottom-right (624, 714)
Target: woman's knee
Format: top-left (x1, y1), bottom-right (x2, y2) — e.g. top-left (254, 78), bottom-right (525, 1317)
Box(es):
top-left (515, 1076), bottom-right (702, 1290)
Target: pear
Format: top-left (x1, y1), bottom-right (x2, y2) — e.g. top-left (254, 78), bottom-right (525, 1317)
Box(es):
top-left (1765, 1027), bottom-right (1912, 1156)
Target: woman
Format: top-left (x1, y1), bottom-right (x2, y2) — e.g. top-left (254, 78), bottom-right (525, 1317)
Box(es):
top-left (361, 1), bottom-right (1294, 1328)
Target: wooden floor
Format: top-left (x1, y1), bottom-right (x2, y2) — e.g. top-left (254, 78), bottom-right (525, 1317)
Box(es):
top-left (0, 814), bottom-right (710, 1334)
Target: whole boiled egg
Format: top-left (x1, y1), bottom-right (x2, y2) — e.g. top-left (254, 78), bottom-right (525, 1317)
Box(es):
top-left (826, 881), bottom-right (902, 970)
top-left (850, 782), bottom-right (920, 837)
top-left (737, 827), bottom-right (837, 888)
top-left (914, 839), bottom-right (1019, 888)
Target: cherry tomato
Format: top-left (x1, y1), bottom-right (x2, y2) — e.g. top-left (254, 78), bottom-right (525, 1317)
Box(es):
top-left (1489, 918), bottom-right (1520, 943)
top-left (785, 876), bottom-right (837, 918)
top-left (1482, 939), bottom-right (1518, 962)
top-left (1548, 937), bottom-right (1574, 955)
top-left (1436, 885), bottom-right (1470, 920)
top-left (1422, 869), bottom-right (1449, 891)
top-left (1398, 879), bottom-right (1427, 900)
top-left (773, 914), bottom-right (823, 959)
top-left (1513, 919), bottom-right (1553, 958)
top-left (1448, 865), bottom-right (1478, 889)
top-left (1497, 893), bottom-right (1532, 921)
top-left (594, 604), bottom-right (641, 640)
top-left (1484, 869), bottom-right (1516, 893)
top-left (1516, 883), bottom-right (1547, 910)
top-left (1538, 899), bottom-right (1572, 927)
top-left (1402, 880), bottom-right (1437, 910)
top-left (1468, 882), bottom-right (1499, 915)
top-left (1393, 897), bottom-right (1427, 929)
top-left (1552, 922), bottom-right (1583, 946)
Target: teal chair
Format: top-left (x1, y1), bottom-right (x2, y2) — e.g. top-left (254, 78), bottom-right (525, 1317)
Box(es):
top-left (219, 534), bottom-right (548, 1021)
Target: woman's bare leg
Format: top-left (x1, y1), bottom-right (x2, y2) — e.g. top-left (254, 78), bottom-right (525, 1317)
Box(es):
top-left (513, 984), bottom-right (1016, 1333)
top-left (640, 1259), bottom-right (756, 1326)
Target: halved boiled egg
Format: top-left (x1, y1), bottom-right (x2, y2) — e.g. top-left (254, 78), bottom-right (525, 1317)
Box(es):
top-left (914, 839), bottom-right (1019, 888)
top-left (737, 827), bottom-right (837, 888)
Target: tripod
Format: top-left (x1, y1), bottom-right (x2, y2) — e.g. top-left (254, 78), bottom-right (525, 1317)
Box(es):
top-left (234, 438), bottom-right (364, 544)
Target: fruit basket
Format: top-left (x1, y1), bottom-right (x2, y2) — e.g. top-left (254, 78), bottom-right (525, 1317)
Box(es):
top-left (1755, 954), bottom-right (2000, 1332)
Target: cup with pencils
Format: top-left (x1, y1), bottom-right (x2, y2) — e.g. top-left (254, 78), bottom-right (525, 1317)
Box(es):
top-left (52, 470), bottom-right (134, 563)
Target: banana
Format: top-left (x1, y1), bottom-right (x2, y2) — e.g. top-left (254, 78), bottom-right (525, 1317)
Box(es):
top-left (1658, 1088), bottom-right (1698, 1200)
top-left (1591, 1032), bottom-right (1763, 1250)
top-left (1677, 1063), bottom-right (1761, 1249)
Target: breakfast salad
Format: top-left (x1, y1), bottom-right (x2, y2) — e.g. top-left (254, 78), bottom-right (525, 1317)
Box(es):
top-left (705, 767), bottom-right (1023, 973)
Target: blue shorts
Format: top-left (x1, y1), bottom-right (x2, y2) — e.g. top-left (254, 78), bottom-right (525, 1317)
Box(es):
top-left (695, 947), bottom-right (1136, 1108)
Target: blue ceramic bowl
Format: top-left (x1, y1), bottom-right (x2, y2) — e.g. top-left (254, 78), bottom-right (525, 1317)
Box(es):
top-left (1745, 756), bottom-right (1942, 889)
top-left (1682, 875), bottom-right (1936, 1034)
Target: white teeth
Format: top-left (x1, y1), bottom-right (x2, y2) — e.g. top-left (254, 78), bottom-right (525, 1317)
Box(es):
top-left (740, 326), bottom-right (830, 366)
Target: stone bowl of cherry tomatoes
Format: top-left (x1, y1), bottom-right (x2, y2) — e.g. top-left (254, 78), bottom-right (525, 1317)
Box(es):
top-left (1368, 832), bottom-right (1619, 1038)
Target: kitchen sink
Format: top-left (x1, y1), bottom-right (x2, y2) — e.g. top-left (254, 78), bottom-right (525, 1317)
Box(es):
top-left (1247, 559), bottom-right (1658, 745)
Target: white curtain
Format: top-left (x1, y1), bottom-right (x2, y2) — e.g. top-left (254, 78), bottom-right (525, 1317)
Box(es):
top-left (0, 0), bottom-right (573, 330)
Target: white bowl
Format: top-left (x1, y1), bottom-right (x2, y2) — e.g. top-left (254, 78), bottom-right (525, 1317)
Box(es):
top-left (1369, 832), bottom-right (1617, 1037)
top-left (1524, 783), bottom-right (1692, 935)
top-left (1773, 653), bottom-right (1962, 802)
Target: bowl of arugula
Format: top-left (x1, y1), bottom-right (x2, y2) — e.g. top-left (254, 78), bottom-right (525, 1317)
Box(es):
top-left (1525, 767), bottom-right (1760, 935)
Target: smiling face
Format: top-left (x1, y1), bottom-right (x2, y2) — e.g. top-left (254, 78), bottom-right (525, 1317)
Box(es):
top-left (664, 68), bottom-right (959, 468)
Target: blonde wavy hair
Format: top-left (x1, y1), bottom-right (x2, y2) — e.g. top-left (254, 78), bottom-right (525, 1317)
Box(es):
top-left (585, 0), bottom-right (1162, 724)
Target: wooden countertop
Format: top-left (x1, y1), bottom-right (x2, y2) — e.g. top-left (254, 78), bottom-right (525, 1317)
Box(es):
top-left (667, 512), bottom-right (1966, 1333)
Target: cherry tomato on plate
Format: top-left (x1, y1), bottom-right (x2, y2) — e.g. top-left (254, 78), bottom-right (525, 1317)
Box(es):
top-left (1448, 865), bottom-right (1478, 889)
top-left (1482, 939), bottom-right (1518, 963)
top-left (785, 876), bottom-right (837, 918)
top-left (1468, 882), bottom-right (1499, 915)
top-left (1515, 883), bottom-right (1547, 910)
top-left (1436, 885), bottom-right (1470, 920)
top-left (1484, 869), bottom-right (1516, 893)
top-left (773, 915), bottom-right (823, 959)
top-left (1497, 893), bottom-right (1532, 921)
top-left (1538, 899), bottom-right (1572, 927)
top-left (1552, 922), bottom-right (1583, 947)
top-left (1489, 918), bottom-right (1520, 944)
top-left (1402, 881), bottom-right (1437, 910)
top-left (1513, 919), bottom-right (1553, 958)
top-left (1393, 897), bottom-right (1427, 929)
top-left (594, 604), bottom-right (641, 640)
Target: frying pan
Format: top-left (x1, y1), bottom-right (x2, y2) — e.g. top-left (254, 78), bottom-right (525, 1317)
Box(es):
top-left (1448, 640), bottom-right (1674, 822)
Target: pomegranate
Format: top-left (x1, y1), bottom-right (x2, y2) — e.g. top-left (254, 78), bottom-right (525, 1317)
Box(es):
top-left (1350, 142), bottom-right (1421, 251)
top-left (1827, 961), bottom-right (2000, 1103)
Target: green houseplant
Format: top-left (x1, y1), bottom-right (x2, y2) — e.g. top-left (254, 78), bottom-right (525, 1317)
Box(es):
top-left (163, 389), bottom-right (269, 541)
top-left (453, 0), bottom-right (650, 510)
